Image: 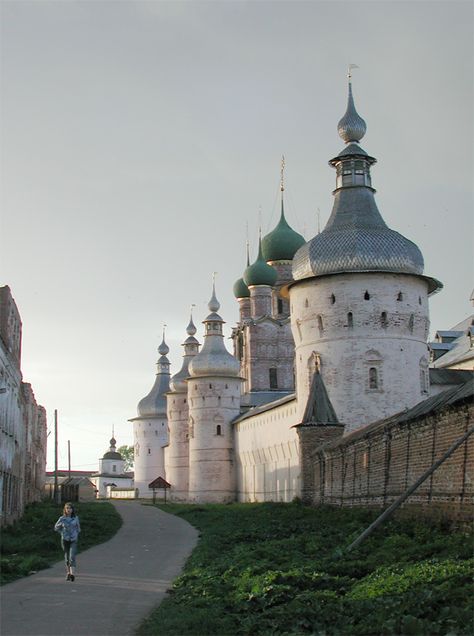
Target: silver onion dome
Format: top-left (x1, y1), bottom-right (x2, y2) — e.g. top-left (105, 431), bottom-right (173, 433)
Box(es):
top-left (292, 74), bottom-right (442, 295)
top-left (169, 311), bottom-right (200, 393)
top-left (189, 285), bottom-right (240, 378)
top-left (137, 330), bottom-right (171, 416)
top-left (337, 81), bottom-right (367, 144)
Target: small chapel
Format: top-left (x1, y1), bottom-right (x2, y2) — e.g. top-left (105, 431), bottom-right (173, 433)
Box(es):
top-left (128, 75), bottom-right (473, 516)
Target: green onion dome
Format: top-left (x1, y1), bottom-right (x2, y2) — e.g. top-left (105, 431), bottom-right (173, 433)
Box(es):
top-left (233, 277), bottom-right (250, 298)
top-left (244, 237), bottom-right (278, 287)
top-left (262, 202), bottom-right (305, 262)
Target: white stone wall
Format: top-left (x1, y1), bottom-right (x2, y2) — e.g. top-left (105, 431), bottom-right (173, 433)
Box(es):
top-left (188, 376), bottom-right (241, 503)
top-left (290, 272), bottom-right (431, 432)
top-left (234, 397), bottom-right (300, 502)
top-left (165, 391), bottom-right (190, 501)
top-left (132, 416), bottom-right (168, 498)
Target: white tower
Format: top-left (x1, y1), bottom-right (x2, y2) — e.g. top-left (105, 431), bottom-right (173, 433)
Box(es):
top-left (187, 283), bottom-right (242, 503)
top-left (129, 331), bottom-right (170, 497)
top-left (165, 312), bottom-right (200, 501)
top-left (289, 72), bottom-right (442, 433)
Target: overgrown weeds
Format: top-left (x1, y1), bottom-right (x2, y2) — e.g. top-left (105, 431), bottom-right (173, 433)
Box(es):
top-left (0, 500), bottom-right (122, 585)
top-left (137, 502), bottom-right (473, 635)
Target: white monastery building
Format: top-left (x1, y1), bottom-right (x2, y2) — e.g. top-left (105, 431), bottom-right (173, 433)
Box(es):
top-left (91, 436), bottom-right (133, 498)
top-left (130, 75), bottom-right (452, 503)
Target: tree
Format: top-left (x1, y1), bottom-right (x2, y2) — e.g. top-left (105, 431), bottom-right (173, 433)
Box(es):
top-left (117, 445), bottom-right (134, 472)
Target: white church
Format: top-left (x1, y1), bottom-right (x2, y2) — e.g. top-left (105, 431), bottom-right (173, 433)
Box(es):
top-left (129, 75), bottom-right (449, 503)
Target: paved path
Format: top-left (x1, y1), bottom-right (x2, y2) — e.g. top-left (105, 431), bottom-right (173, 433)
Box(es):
top-left (1, 501), bottom-right (199, 636)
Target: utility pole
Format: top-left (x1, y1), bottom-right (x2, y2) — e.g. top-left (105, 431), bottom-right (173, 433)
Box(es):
top-left (54, 409), bottom-right (60, 504)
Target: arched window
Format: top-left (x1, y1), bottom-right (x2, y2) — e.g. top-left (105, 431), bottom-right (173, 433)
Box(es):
top-left (364, 290), bottom-right (370, 300)
top-left (330, 294), bottom-right (336, 304)
top-left (369, 367), bottom-right (378, 389)
top-left (364, 350), bottom-right (383, 393)
top-left (381, 312), bottom-right (388, 328)
top-left (305, 298), bottom-right (309, 308)
top-left (347, 312), bottom-right (353, 329)
top-left (147, 449), bottom-right (151, 455)
top-left (216, 425), bottom-right (222, 436)
top-left (277, 298), bottom-right (283, 314)
top-left (397, 291), bottom-right (403, 301)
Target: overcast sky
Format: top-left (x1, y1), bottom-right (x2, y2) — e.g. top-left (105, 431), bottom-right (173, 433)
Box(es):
top-left (1, 0), bottom-right (472, 472)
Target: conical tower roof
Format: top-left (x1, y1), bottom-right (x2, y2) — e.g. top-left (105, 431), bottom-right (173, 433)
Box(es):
top-left (137, 328), bottom-right (171, 417)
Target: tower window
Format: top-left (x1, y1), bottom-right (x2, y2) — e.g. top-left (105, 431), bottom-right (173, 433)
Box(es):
top-left (277, 298), bottom-right (283, 314)
top-left (225, 384), bottom-right (228, 389)
top-left (305, 298), bottom-right (309, 308)
top-left (364, 291), bottom-right (370, 300)
top-left (269, 367), bottom-right (278, 389)
top-left (418, 296), bottom-right (422, 305)
top-left (330, 294), bottom-right (336, 304)
top-left (317, 315), bottom-right (324, 335)
top-left (209, 383), bottom-right (212, 389)
top-left (112, 465), bottom-right (116, 472)
top-left (408, 314), bottom-right (414, 333)
top-left (347, 312), bottom-right (353, 329)
top-left (381, 312), bottom-right (388, 328)
top-left (369, 367), bottom-right (378, 389)
top-left (147, 449), bottom-right (151, 455)
top-left (397, 292), bottom-right (403, 301)
top-left (216, 425), bottom-right (222, 436)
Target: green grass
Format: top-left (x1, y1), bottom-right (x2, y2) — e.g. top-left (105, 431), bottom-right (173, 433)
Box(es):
top-left (0, 500), bottom-right (122, 585)
top-left (138, 502), bottom-right (473, 636)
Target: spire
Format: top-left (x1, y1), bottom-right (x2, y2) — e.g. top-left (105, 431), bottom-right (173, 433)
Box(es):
top-left (280, 154), bottom-right (285, 193)
top-left (169, 309), bottom-right (201, 393)
top-left (186, 306), bottom-right (197, 336)
top-left (209, 273), bottom-right (220, 312)
top-left (261, 158), bottom-right (305, 262)
top-left (158, 325), bottom-right (169, 356)
top-left (337, 64), bottom-right (367, 145)
top-left (301, 369), bottom-right (340, 425)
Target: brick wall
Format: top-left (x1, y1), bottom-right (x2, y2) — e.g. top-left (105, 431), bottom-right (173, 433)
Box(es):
top-left (308, 400), bottom-right (473, 523)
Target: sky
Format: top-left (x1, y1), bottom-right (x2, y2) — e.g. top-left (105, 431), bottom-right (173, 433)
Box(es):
top-left (1, 0), bottom-right (472, 472)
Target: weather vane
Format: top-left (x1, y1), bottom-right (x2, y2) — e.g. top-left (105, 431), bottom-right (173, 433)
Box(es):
top-left (348, 63), bottom-right (359, 81)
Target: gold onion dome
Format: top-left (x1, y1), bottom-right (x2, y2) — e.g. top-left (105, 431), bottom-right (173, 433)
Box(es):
top-left (243, 236), bottom-right (277, 287)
